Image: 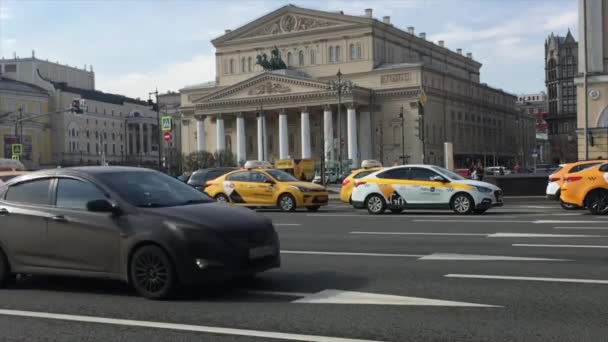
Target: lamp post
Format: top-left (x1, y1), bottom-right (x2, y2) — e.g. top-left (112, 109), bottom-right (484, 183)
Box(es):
top-left (327, 69), bottom-right (353, 176)
top-left (148, 88), bottom-right (162, 171)
top-left (399, 105), bottom-right (405, 164)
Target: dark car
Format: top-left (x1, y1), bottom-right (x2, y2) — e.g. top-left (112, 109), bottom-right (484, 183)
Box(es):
top-left (187, 167), bottom-right (237, 192)
top-left (0, 167), bottom-right (280, 299)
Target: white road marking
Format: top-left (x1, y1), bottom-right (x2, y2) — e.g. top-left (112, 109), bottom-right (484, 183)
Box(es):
top-left (488, 233), bottom-right (606, 238)
top-left (520, 205), bottom-right (558, 209)
top-left (419, 253), bottom-right (568, 261)
top-left (350, 232), bottom-right (487, 236)
top-left (534, 220), bottom-right (606, 224)
top-left (445, 274), bottom-right (608, 285)
top-left (554, 226), bottom-right (608, 230)
top-left (274, 223), bottom-right (302, 226)
top-left (281, 250), bottom-right (424, 258)
top-left (0, 309), bottom-right (384, 342)
top-left (242, 290), bottom-right (312, 297)
top-left (292, 289), bottom-right (500, 307)
top-left (513, 244), bottom-right (608, 249)
top-left (413, 220), bottom-right (532, 223)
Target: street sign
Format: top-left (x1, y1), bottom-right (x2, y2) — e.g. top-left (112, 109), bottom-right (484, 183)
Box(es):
top-left (163, 131), bottom-right (172, 142)
top-left (11, 155), bottom-right (19, 161)
top-left (161, 116), bottom-right (172, 131)
top-left (11, 144), bottom-right (23, 156)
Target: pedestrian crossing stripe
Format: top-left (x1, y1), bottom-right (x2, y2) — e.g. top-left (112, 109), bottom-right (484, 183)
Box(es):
top-left (161, 116), bottom-right (172, 131)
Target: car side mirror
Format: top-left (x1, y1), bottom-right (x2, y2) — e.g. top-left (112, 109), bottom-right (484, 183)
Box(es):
top-left (87, 199), bottom-right (122, 215)
top-left (264, 179), bottom-right (275, 184)
top-left (430, 175), bottom-right (448, 183)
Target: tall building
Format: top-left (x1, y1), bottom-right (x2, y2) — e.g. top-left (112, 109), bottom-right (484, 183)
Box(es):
top-left (180, 5), bottom-right (532, 169)
top-left (576, 0), bottom-right (608, 160)
top-left (516, 92), bottom-right (550, 164)
top-left (0, 53), bottom-right (159, 166)
top-left (545, 30), bottom-right (578, 163)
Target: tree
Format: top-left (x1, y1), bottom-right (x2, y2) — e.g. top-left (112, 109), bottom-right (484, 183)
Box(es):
top-left (256, 47), bottom-right (287, 71)
top-left (214, 150), bottom-right (237, 167)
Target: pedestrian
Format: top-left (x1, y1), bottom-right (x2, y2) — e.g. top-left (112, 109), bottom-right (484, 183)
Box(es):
top-left (499, 167), bottom-right (505, 176)
top-left (514, 162), bottom-right (521, 174)
top-left (476, 162), bottom-right (484, 181)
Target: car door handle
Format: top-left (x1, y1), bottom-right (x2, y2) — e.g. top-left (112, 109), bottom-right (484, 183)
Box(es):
top-left (50, 215), bottom-right (68, 223)
top-left (0, 208), bottom-right (8, 216)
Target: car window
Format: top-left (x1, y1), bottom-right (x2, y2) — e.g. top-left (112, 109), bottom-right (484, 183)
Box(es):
top-left (266, 169), bottom-right (298, 182)
top-left (249, 171), bottom-right (269, 183)
top-left (570, 163), bottom-right (601, 173)
top-left (226, 171), bottom-right (250, 182)
top-left (56, 178), bottom-right (107, 210)
top-left (377, 168), bottom-right (409, 180)
top-left (188, 171), bottom-right (208, 185)
top-left (431, 166), bottom-right (466, 180)
top-left (353, 170), bottom-right (375, 179)
top-left (409, 168), bottom-right (440, 181)
top-left (206, 170), bottom-right (226, 181)
top-left (4, 178), bottom-right (52, 205)
top-left (96, 171), bottom-right (213, 208)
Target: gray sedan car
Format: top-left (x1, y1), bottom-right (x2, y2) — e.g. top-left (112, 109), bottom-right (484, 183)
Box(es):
top-left (0, 167), bottom-right (280, 299)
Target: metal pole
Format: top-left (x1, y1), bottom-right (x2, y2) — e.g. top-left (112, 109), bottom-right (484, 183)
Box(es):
top-left (337, 71), bottom-right (342, 177)
top-left (155, 89), bottom-right (162, 171)
top-left (400, 105), bottom-right (405, 164)
top-left (18, 106), bottom-right (22, 146)
top-left (583, 0), bottom-right (590, 160)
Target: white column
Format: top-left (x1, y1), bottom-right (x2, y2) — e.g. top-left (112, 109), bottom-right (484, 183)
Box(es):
top-left (257, 113), bottom-right (265, 160)
top-left (126, 125), bottom-right (131, 155)
top-left (359, 111), bottom-right (372, 161)
top-left (236, 114), bottom-right (246, 164)
top-left (147, 123), bottom-right (152, 155)
top-left (323, 106), bottom-right (333, 162)
top-left (216, 115), bottom-right (225, 152)
top-left (279, 110), bottom-right (288, 159)
top-left (300, 109), bottom-right (311, 159)
top-left (196, 117), bottom-right (206, 152)
top-left (138, 122), bottom-right (144, 155)
top-left (347, 105), bottom-right (359, 168)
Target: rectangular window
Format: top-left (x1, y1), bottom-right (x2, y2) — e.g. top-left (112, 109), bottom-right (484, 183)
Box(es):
top-left (4, 64), bottom-right (16, 72)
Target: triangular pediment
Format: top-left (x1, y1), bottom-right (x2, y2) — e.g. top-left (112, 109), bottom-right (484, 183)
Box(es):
top-left (213, 5), bottom-right (371, 45)
top-left (192, 72), bottom-right (329, 103)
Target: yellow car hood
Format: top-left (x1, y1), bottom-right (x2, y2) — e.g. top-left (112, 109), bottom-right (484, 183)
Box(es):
top-left (287, 181), bottom-right (326, 191)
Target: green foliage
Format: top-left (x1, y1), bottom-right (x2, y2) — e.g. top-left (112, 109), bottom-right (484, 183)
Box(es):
top-left (181, 150), bottom-right (237, 172)
top-left (256, 47), bottom-right (287, 71)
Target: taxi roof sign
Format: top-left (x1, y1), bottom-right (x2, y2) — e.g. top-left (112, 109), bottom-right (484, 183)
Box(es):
top-left (361, 160), bottom-right (382, 169)
top-left (243, 160), bottom-right (273, 169)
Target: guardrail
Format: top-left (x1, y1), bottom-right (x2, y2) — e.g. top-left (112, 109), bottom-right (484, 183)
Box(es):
top-left (483, 174), bottom-right (549, 196)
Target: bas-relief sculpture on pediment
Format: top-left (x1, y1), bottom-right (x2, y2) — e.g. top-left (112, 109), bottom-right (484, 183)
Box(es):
top-left (241, 14), bottom-right (343, 38)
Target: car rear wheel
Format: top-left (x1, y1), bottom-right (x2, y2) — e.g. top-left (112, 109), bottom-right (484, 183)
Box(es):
top-left (130, 245), bottom-right (176, 300)
top-left (451, 193), bottom-right (474, 215)
top-left (278, 194), bottom-right (296, 212)
top-left (366, 194), bottom-right (386, 215)
top-left (306, 206), bottom-right (320, 212)
top-left (586, 189), bottom-right (608, 215)
top-left (214, 193), bottom-right (229, 203)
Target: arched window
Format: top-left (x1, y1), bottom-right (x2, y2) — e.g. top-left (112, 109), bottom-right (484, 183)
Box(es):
top-left (241, 58), bottom-right (246, 72)
top-left (356, 43), bottom-right (362, 59)
top-left (329, 46), bottom-right (334, 62)
top-left (247, 57), bottom-right (252, 72)
top-left (350, 44), bottom-right (356, 60)
top-left (335, 46), bottom-right (341, 62)
top-left (229, 59), bottom-right (235, 74)
top-left (287, 52), bottom-right (292, 66)
top-left (547, 58), bottom-right (556, 82)
top-left (298, 50), bottom-right (304, 66)
top-left (310, 49), bottom-right (316, 65)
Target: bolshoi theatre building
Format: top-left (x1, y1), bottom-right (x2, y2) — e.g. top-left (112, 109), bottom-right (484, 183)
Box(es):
top-left (179, 5), bottom-right (534, 169)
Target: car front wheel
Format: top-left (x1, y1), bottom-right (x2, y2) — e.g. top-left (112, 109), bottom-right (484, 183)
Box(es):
top-left (586, 189), bottom-right (608, 215)
top-left (278, 194), bottom-right (296, 212)
top-left (451, 193), bottom-right (474, 215)
top-left (214, 193), bottom-right (229, 203)
top-left (366, 194), bottom-right (386, 215)
top-left (130, 245), bottom-right (176, 300)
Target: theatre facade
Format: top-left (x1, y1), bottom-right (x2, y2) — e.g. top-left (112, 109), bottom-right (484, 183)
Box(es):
top-left (180, 5), bottom-right (532, 169)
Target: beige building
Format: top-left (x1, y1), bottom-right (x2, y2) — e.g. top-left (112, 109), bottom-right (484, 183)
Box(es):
top-left (180, 5), bottom-right (531, 169)
top-left (576, 0), bottom-right (608, 159)
top-left (0, 53), bottom-right (159, 166)
top-left (0, 77), bottom-right (53, 168)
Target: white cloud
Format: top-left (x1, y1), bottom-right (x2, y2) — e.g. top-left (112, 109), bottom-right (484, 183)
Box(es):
top-left (0, 5), bottom-right (13, 20)
top-left (96, 53), bottom-right (216, 99)
top-left (541, 10), bottom-right (577, 31)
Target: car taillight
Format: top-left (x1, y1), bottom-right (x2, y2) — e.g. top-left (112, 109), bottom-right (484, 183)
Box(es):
top-left (564, 176), bottom-right (582, 183)
top-left (549, 176), bottom-right (560, 182)
top-left (342, 179), bottom-right (350, 186)
top-left (354, 180), bottom-right (366, 187)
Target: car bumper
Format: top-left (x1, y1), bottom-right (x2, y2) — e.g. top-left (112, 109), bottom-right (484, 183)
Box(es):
top-left (352, 200), bottom-right (366, 209)
top-left (546, 182), bottom-right (560, 199)
top-left (298, 192), bottom-right (329, 206)
top-left (546, 193), bottom-right (559, 201)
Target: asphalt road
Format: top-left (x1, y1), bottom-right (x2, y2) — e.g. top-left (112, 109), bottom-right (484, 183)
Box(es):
top-left (1, 199), bottom-right (608, 342)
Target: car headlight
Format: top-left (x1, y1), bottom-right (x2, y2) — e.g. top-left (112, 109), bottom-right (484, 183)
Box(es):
top-left (296, 186), bottom-right (313, 192)
top-left (474, 186), bottom-right (493, 193)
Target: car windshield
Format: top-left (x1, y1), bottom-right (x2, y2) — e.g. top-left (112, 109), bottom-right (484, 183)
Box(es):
top-left (188, 171), bottom-right (207, 185)
top-left (431, 166), bottom-right (467, 180)
top-left (266, 169), bottom-right (299, 182)
top-left (96, 171), bottom-right (213, 208)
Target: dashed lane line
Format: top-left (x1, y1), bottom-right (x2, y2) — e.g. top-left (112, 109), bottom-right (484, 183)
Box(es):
top-left (445, 274), bottom-right (608, 285)
top-left (513, 244), bottom-right (608, 249)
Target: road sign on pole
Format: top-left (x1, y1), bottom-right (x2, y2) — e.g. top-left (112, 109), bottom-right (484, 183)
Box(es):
top-left (163, 131), bottom-right (172, 142)
top-left (11, 144), bottom-right (22, 156)
top-left (11, 155), bottom-right (19, 161)
top-left (161, 116), bottom-right (172, 131)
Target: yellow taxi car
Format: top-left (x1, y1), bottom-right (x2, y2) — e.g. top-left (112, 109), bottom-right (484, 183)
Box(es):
top-left (205, 161), bottom-right (329, 212)
top-left (340, 160), bottom-right (383, 203)
top-left (560, 163), bottom-right (608, 214)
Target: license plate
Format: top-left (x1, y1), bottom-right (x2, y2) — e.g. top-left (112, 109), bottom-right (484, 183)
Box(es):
top-left (316, 196), bottom-right (328, 202)
top-left (249, 245), bottom-right (275, 259)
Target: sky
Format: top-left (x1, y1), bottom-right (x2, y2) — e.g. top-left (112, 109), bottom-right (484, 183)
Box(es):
top-left (0, 0), bottom-right (578, 99)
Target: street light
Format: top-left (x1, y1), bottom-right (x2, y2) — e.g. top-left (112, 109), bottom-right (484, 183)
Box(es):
top-left (327, 69), bottom-right (354, 176)
top-left (399, 105), bottom-right (405, 164)
top-left (148, 88), bottom-right (162, 171)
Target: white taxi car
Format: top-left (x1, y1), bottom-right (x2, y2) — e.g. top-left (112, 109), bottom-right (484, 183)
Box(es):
top-left (351, 165), bottom-right (503, 214)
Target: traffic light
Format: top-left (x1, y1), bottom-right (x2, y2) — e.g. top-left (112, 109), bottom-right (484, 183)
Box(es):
top-left (148, 99), bottom-right (158, 111)
top-left (71, 99), bottom-right (84, 114)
